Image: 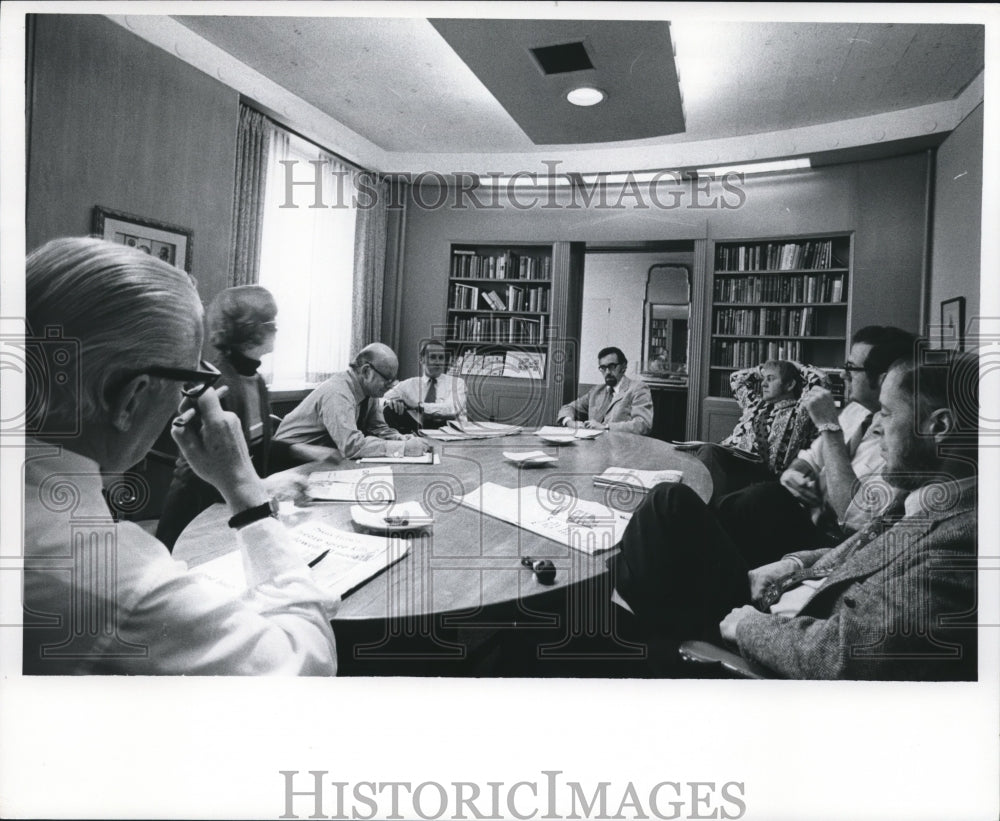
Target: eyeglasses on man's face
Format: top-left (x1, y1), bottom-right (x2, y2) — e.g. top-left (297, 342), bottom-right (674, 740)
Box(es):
top-left (147, 360), bottom-right (222, 397)
top-left (366, 362), bottom-right (396, 384)
top-left (598, 361), bottom-right (623, 372)
top-left (842, 362), bottom-right (867, 380)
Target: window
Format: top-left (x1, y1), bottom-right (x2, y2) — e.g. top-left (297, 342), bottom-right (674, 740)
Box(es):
top-left (257, 127), bottom-right (358, 389)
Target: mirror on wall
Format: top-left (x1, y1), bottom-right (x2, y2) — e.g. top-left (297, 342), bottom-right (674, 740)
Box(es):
top-left (640, 264), bottom-right (690, 385)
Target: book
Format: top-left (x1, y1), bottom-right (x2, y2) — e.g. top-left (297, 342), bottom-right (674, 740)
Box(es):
top-left (593, 466), bottom-right (683, 493)
top-left (457, 482), bottom-right (631, 554)
top-left (194, 521), bottom-right (409, 600)
top-left (502, 351), bottom-right (546, 379)
top-left (305, 466), bottom-right (395, 502)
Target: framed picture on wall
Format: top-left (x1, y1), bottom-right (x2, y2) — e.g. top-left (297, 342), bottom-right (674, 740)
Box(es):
top-left (939, 296), bottom-right (966, 351)
top-left (92, 206), bottom-right (193, 272)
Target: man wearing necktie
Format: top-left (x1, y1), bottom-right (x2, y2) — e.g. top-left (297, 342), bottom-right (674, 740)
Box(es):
top-left (715, 326), bottom-right (917, 563)
top-left (611, 347), bottom-right (978, 679)
top-left (557, 346), bottom-right (654, 434)
top-left (383, 339), bottom-right (469, 432)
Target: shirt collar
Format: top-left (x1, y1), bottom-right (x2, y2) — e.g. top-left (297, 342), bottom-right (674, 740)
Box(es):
top-left (903, 475), bottom-right (977, 519)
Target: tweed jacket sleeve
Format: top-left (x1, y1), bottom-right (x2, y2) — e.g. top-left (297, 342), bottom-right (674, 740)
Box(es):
top-left (735, 489), bottom-right (977, 680)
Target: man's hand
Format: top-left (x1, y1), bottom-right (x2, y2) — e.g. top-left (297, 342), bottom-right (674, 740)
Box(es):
top-left (383, 398), bottom-right (408, 416)
top-left (801, 387), bottom-right (840, 427)
top-left (780, 467), bottom-right (822, 507)
top-left (747, 557), bottom-right (800, 603)
top-left (559, 417), bottom-right (577, 428)
top-left (171, 388), bottom-right (267, 512)
top-left (719, 605), bottom-right (759, 643)
top-left (403, 438), bottom-right (431, 457)
top-left (583, 419), bottom-right (608, 430)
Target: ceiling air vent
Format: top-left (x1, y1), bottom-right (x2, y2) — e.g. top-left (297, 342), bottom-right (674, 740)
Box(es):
top-left (530, 41), bottom-right (594, 75)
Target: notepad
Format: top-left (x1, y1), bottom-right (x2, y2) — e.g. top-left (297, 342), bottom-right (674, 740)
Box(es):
top-left (358, 453), bottom-right (441, 465)
top-left (535, 425), bottom-right (603, 440)
top-left (194, 521), bottom-right (409, 600)
top-left (593, 466), bottom-right (683, 493)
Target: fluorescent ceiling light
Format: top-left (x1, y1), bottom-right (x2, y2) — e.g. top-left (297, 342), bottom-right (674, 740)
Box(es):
top-left (566, 87), bottom-right (606, 106)
top-left (694, 159), bottom-right (811, 176)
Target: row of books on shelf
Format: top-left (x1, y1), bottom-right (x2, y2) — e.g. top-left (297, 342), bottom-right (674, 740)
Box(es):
top-left (715, 240), bottom-right (841, 272)
top-left (714, 307), bottom-right (818, 337)
top-left (713, 271), bottom-right (846, 303)
top-left (711, 339), bottom-right (805, 369)
top-left (450, 283), bottom-right (550, 313)
top-left (450, 314), bottom-right (546, 344)
top-left (452, 249), bottom-right (552, 280)
top-left (448, 350), bottom-right (546, 379)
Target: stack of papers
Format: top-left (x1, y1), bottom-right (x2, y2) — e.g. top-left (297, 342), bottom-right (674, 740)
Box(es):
top-left (420, 420), bottom-right (522, 441)
top-left (671, 440), bottom-right (761, 462)
top-left (503, 450), bottom-right (558, 466)
top-left (593, 466), bottom-right (683, 493)
top-left (535, 425), bottom-right (603, 440)
top-left (306, 466), bottom-right (395, 502)
top-left (458, 482), bottom-right (630, 555)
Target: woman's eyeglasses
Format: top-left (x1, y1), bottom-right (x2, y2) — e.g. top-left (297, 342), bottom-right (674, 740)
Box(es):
top-left (147, 360), bottom-right (222, 397)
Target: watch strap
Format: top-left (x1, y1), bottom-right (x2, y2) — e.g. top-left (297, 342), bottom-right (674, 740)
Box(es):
top-left (228, 499), bottom-right (278, 529)
top-left (816, 422), bottom-right (842, 434)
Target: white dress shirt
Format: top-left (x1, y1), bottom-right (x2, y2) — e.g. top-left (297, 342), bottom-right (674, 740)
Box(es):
top-left (23, 441), bottom-right (338, 675)
top-left (382, 372), bottom-right (468, 423)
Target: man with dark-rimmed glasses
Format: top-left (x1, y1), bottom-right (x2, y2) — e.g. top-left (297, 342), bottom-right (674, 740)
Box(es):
top-left (23, 237), bottom-right (338, 675)
top-left (273, 342), bottom-right (430, 463)
top-left (713, 326), bottom-right (917, 565)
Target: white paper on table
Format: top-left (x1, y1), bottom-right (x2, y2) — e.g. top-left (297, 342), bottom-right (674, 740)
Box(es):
top-left (503, 450), bottom-right (558, 465)
top-left (458, 482), bottom-right (630, 555)
top-left (306, 466), bottom-right (395, 501)
top-left (357, 453), bottom-right (441, 464)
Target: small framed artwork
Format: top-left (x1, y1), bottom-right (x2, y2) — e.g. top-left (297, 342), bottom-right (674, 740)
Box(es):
top-left (939, 296), bottom-right (966, 351)
top-left (92, 206), bottom-right (193, 272)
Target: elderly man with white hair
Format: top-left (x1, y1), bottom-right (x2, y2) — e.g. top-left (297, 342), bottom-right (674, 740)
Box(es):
top-left (22, 237), bottom-right (338, 675)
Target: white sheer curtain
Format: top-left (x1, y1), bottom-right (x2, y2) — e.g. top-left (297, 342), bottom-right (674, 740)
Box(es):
top-left (257, 128), bottom-right (358, 388)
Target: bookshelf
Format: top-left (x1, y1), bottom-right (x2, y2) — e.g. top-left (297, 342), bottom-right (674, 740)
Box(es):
top-left (446, 244), bottom-right (554, 373)
top-left (442, 242), bottom-right (584, 426)
top-left (707, 234), bottom-right (852, 399)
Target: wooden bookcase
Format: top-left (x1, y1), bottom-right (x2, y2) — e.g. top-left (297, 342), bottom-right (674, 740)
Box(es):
top-left (443, 242), bottom-right (583, 426)
top-left (707, 234), bottom-right (852, 399)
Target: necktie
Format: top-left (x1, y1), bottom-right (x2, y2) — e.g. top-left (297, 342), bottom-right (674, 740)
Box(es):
top-left (424, 377), bottom-right (438, 405)
top-left (755, 494), bottom-right (907, 610)
top-left (356, 397), bottom-right (370, 430)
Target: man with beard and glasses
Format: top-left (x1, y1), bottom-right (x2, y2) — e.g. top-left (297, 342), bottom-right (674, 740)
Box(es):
top-left (610, 347), bottom-right (977, 679)
top-left (557, 346), bottom-right (654, 435)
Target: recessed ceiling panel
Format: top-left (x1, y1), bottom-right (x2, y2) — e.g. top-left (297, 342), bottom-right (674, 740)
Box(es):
top-left (430, 19), bottom-right (685, 144)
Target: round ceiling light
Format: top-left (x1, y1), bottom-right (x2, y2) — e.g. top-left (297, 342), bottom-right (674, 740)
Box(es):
top-left (566, 87), bottom-right (606, 107)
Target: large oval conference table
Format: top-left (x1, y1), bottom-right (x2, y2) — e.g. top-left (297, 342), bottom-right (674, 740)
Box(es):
top-left (174, 432), bottom-right (711, 676)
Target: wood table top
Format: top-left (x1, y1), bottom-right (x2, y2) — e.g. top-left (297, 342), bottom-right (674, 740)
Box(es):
top-left (173, 432), bottom-right (711, 623)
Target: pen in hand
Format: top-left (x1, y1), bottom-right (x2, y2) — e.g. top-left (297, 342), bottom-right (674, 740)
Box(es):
top-left (173, 385), bottom-right (229, 428)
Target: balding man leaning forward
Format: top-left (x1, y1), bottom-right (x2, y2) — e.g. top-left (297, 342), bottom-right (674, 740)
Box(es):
top-left (273, 343), bottom-right (430, 464)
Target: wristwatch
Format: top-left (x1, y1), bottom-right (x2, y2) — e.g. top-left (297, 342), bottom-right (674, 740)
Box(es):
top-left (816, 422), bottom-right (842, 434)
top-left (228, 498), bottom-right (279, 529)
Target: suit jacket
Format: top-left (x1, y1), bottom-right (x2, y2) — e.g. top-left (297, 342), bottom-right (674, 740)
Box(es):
top-left (735, 478), bottom-right (977, 680)
top-left (557, 375), bottom-right (654, 435)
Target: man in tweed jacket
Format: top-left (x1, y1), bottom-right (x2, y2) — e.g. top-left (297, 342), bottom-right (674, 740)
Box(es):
top-left (612, 348), bottom-right (977, 679)
top-left (557, 346), bottom-right (654, 435)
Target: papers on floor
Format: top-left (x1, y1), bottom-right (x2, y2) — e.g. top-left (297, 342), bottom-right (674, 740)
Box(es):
top-left (358, 452), bottom-right (441, 464)
top-left (419, 420), bottom-right (522, 441)
top-left (306, 466), bottom-right (395, 502)
top-left (503, 450), bottom-right (558, 466)
top-left (350, 500), bottom-right (434, 532)
top-left (458, 482), bottom-right (630, 555)
top-left (593, 466), bottom-right (683, 493)
top-left (193, 520), bottom-right (408, 600)
top-left (535, 425), bottom-right (603, 440)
